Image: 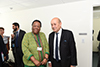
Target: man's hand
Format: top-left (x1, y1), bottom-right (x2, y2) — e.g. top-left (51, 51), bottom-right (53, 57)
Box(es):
top-left (4, 56), bottom-right (6, 60)
top-left (48, 63), bottom-right (52, 67)
top-left (70, 65), bottom-right (75, 67)
top-left (41, 59), bottom-right (47, 65)
top-left (11, 34), bottom-right (14, 39)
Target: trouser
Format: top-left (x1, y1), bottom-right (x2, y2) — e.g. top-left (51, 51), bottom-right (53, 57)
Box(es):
top-left (98, 51), bottom-right (100, 67)
top-left (52, 59), bottom-right (61, 67)
top-left (0, 59), bottom-right (3, 67)
top-left (12, 47), bottom-right (24, 67)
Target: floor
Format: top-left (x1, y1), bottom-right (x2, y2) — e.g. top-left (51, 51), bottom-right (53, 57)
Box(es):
top-left (92, 52), bottom-right (99, 67)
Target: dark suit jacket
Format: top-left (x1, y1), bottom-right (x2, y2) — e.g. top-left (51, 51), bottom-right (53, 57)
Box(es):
top-left (0, 35), bottom-right (6, 67)
top-left (97, 31), bottom-right (100, 41)
top-left (11, 29), bottom-right (26, 57)
top-left (49, 29), bottom-right (77, 67)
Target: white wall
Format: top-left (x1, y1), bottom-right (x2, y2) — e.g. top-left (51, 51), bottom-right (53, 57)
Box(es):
top-left (0, 1), bottom-right (92, 67)
top-left (92, 0), bottom-right (100, 6)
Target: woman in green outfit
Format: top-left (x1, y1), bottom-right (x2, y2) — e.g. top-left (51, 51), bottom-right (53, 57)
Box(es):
top-left (22, 20), bottom-right (49, 67)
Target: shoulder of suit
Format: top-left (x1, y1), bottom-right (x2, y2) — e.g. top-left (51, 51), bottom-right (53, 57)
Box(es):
top-left (62, 29), bottom-right (72, 33)
top-left (49, 32), bottom-right (54, 36)
top-left (49, 29), bottom-right (73, 36)
top-left (20, 29), bottom-right (26, 33)
top-left (0, 35), bottom-right (2, 38)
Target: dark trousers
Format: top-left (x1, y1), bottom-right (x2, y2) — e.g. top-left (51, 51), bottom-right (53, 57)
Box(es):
top-left (0, 59), bottom-right (3, 67)
top-left (52, 59), bottom-right (61, 67)
top-left (98, 51), bottom-right (100, 67)
top-left (12, 47), bottom-right (24, 67)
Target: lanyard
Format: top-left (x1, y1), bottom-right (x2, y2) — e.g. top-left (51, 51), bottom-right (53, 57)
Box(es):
top-left (31, 32), bottom-right (41, 46)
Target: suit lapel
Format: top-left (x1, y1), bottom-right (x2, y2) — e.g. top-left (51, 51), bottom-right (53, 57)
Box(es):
top-left (52, 32), bottom-right (54, 46)
top-left (51, 32), bottom-right (55, 54)
top-left (60, 29), bottom-right (64, 50)
top-left (18, 30), bottom-right (21, 44)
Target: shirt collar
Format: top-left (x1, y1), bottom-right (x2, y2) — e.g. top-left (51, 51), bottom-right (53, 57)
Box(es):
top-left (55, 28), bottom-right (62, 34)
top-left (17, 29), bottom-right (20, 34)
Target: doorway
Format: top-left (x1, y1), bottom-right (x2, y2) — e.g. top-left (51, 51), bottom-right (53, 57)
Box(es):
top-left (93, 6), bottom-right (100, 67)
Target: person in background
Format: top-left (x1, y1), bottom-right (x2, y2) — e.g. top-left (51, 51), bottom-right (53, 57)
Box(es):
top-left (48, 17), bottom-right (77, 67)
top-left (97, 30), bottom-right (100, 67)
top-left (0, 35), bottom-right (6, 67)
top-left (0, 27), bottom-right (10, 61)
top-left (11, 22), bottom-right (26, 67)
top-left (22, 20), bottom-right (49, 67)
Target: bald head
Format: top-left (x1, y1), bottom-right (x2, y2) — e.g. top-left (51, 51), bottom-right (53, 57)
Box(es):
top-left (51, 17), bottom-right (62, 33)
top-left (51, 17), bottom-right (61, 23)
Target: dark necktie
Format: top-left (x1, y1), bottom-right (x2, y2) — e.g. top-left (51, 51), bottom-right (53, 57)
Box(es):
top-left (55, 33), bottom-right (59, 61)
top-left (15, 31), bottom-right (18, 47)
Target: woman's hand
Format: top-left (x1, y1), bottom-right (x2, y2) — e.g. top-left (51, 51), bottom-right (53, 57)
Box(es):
top-left (41, 59), bottom-right (47, 65)
top-left (30, 56), bottom-right (41, 66)
top-left (41, 54), bottom-right (49, 65)
top-left (34, 59), bottom-right (41, 66)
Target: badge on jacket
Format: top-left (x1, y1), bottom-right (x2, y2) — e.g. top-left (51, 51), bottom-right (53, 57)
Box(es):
top-left (37, 47), bottom-right (42, 51)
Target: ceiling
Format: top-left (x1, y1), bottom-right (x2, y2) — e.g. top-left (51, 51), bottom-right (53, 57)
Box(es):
top-left (0, 0), bottom-right (82, 13)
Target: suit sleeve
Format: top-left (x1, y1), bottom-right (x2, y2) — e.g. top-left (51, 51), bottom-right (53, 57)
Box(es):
top-left (69, 31), bottom-right (77, 65)
top-left (20, 31), bottom-right (26, 56)
top-left (0, 36), bottom-right (6, 56)
top-left (97, 31), bottom-right (100, 41)
top-left (48, 34), bottom-right (51, 61)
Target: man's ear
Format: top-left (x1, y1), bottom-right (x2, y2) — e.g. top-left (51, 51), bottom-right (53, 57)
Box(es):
top-left (60, 22), bottom-right (62, 26)
top-left (17, 26), bottom-right (19, 29)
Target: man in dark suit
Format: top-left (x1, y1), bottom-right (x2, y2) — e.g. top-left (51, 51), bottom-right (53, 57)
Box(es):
top-left (11, 22), bottom-right (26, 67)
top-left (48, 17), bottom-right (77, 67)
top-left (0, 35), bottom-right (6, 67)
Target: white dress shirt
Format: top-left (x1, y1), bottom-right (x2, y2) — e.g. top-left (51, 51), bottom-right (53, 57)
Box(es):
top-left (53, 28), bottom-right (62, 60)
top-left (17, 29), bottom-right (20, 36)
